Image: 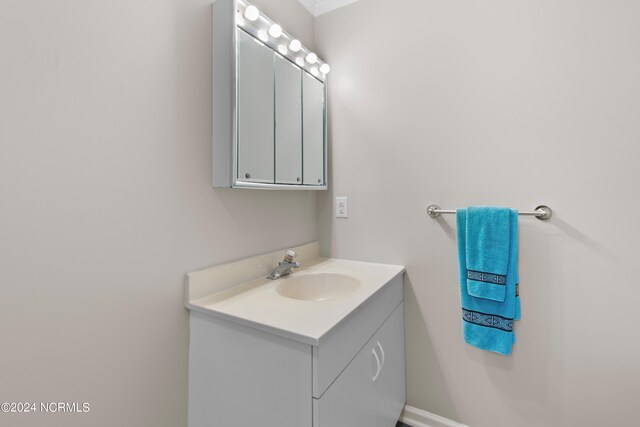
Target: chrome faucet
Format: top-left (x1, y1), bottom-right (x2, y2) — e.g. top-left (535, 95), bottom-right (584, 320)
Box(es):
top-left (266, 250), bottom-right (301, 280)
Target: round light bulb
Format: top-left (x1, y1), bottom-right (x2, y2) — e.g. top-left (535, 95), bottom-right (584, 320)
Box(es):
top-left (236, 12), bottom-right (245, 26)
top-left (310, 67), bottom-right (319, 76)
top-left (319, 63), bottom-right (331, 74)
top-left (268, 24), bottom-right (282, 38)
top-left (295, 57), bottom-right (305, 67)
top-left (306, 52), bottom-right (317, 64)
top-left (257, 30), bottom-right (269, 42)
top-left (289, 39), bottom-right (302, 52)
top-left (244, 5), bottom-right (259, 21)
top-left (278, 44), bottom-right (288, 55)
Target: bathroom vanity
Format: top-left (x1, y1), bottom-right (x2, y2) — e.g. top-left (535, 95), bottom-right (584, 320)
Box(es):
top-left (185, 243), bottom-right (405, 427)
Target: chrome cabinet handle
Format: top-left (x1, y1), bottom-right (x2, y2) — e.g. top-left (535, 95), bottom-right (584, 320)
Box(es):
top-left (376, 340), bottom-right (385, 368)
top-left (371, 348), bottom-right (382, 382)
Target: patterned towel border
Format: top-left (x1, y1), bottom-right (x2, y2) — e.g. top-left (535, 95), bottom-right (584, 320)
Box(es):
top-left (462, 308), bottom-right (513, 332)
top-left (467, 269), bottom-right (506, 285)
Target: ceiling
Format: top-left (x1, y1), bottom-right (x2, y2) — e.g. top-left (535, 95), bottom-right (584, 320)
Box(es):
top-left (296, 0), bottom-right (360, 17)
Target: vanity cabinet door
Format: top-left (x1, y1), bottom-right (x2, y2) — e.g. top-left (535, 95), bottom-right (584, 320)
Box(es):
top-left (302, 72), bottom-right (325, 186)
top-left (372, 304), bottom-right (406, 427)
top-left (275, 54), bottom-right (302, 184)
top-left (237, 30), bottom-right (274, 183)
top-left (313, 303), bottom-right (406, 427)
top-left (313, 337), bottom-right (378, 427)
top-left (312, 275), bottom-right (403, 398)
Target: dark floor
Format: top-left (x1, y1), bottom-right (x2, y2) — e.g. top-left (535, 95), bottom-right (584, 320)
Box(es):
top-left (396, 423), bottom-right (412, 427)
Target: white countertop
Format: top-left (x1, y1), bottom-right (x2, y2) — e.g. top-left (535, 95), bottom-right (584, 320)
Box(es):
top-left (186, 256), bottom-right (405, 345)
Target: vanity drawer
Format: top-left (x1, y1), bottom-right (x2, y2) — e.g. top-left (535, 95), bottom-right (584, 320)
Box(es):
top-left (312, 273), bottom-right (403, 398)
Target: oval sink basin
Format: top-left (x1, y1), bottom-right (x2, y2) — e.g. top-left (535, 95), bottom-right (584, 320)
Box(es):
top-left (277, 273), bottom-right (361, 301)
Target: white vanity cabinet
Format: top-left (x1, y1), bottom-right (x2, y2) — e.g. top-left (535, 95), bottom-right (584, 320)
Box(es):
top-left (187, 272), bottom-right (405, 427)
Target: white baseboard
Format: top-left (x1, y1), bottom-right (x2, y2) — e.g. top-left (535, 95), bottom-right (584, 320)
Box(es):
top-left (400, 405), bottom-right (469, 427)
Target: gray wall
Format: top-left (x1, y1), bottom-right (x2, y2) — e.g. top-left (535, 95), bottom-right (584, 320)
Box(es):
top-left (315, 0), bottom-right (640, 425)
top-left (0, 1), bottom-right (315, 426)
top-left (254, 0), bottom-right (315, 48)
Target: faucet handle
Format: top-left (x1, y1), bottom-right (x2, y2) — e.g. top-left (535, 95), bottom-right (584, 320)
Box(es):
top-left (284, 250), bottom-right (296, 263)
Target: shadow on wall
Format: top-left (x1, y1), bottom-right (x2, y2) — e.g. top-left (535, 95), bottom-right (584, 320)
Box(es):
top-left (412, 205), bottom-right (640, 425)
top-left (211, 188), bottom-right (317, 259)
top-left (552, 215), bottom-right (635, 272)
top-left (424, 213), bottom-right (562, 424)
top-left (467, 222), bottom-right (560, 424)
top-left (432, 215), bottom-right (456, 240)
top-left (403, 275), bottom-right (461, 421)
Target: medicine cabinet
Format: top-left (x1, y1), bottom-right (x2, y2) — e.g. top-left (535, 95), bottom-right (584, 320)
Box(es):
top-left (212, 0), bottom-right (329, 190)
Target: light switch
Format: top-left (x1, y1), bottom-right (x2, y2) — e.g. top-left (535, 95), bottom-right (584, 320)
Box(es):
top-left (336, 197), bottom-right (348, 218)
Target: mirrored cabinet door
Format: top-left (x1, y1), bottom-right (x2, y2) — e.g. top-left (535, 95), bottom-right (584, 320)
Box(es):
top-left (275, 55), bottom-right (302, 184)
top-left (302, 72), bottom-right (325, 186)
top-left (211, 1), bottom-right (328, 190)
top-left (237, 30), bottom-right (274, 183)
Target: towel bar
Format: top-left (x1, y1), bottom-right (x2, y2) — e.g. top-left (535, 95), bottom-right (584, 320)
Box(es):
top-left (426, 205), bottom-right (552, 220)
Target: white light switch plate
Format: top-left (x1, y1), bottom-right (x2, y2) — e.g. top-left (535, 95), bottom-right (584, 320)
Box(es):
top-left (336, 197), bottom-right (348, 218)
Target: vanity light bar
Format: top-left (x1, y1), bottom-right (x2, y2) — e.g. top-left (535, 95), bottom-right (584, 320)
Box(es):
top-left (236, 0), bottom-right (330, 81)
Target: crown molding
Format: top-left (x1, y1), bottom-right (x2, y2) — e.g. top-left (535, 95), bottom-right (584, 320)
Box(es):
top-left (296, 0), bottom-right (360, 17)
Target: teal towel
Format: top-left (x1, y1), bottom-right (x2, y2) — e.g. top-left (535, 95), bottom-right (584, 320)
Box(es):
top-left (466, 206), bottom-right (512, 302)
top-left (457, 207), bottom-right (519, 355)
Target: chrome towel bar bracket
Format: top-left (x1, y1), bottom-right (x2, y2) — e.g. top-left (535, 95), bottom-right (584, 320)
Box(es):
top-left (427, 205), bottom-right (552, 220)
